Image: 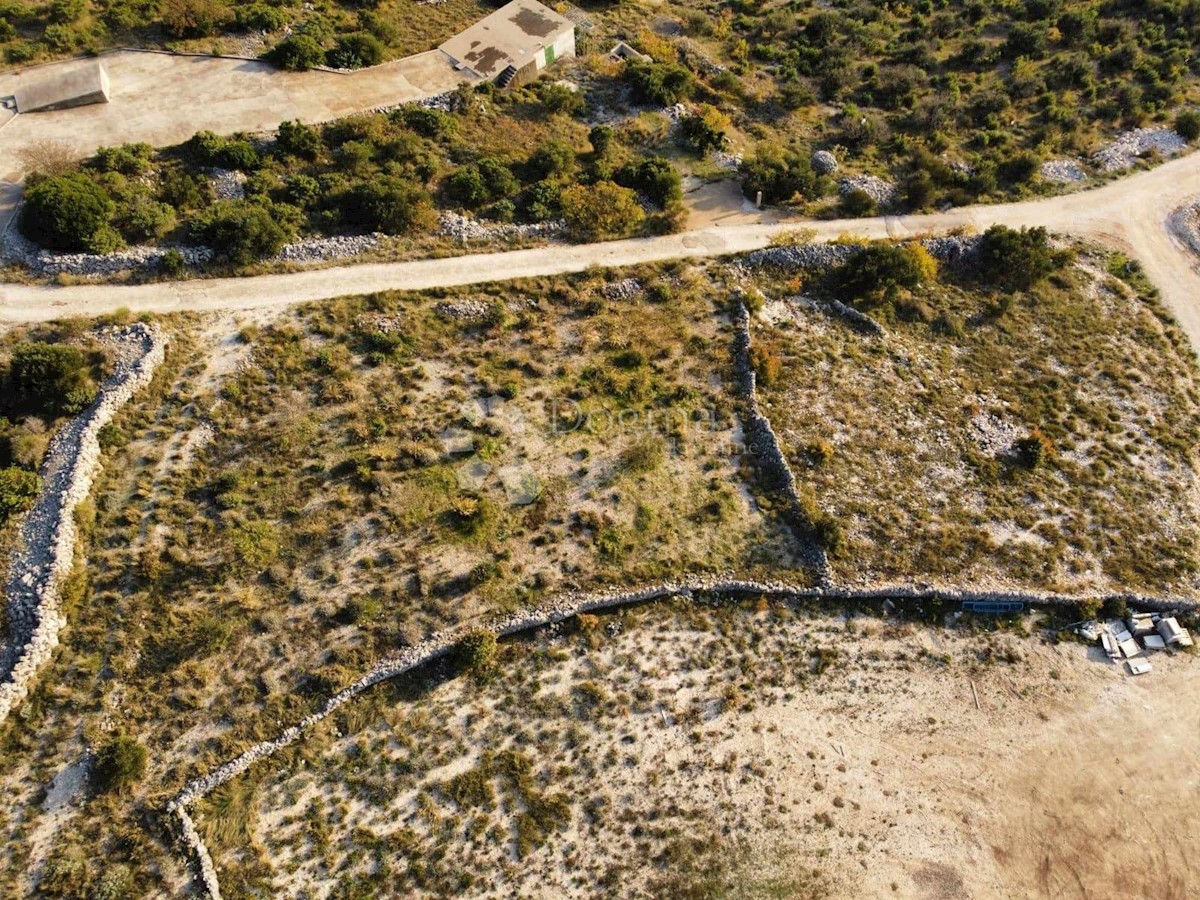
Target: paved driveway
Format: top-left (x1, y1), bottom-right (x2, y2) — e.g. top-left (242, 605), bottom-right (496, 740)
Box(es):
top-left (0, 49), bottom-right (473, 180)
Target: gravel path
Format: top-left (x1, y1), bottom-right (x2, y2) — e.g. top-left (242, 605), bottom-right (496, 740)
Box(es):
top-left (3, 150), bottom-right (1199, 346)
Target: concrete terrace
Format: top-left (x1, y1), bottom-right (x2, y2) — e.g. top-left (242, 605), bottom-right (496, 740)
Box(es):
top-left (0, 49), bottom-right (474, 180)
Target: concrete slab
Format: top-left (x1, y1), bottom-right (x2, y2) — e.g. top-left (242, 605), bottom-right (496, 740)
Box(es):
top-left (0, 49), bottom-right (474, 180)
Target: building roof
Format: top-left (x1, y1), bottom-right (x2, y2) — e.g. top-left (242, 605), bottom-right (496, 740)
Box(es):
top-left (439, 0), bottom-right (573, 78)
top-left (13, 59), bottom-right (109, 113)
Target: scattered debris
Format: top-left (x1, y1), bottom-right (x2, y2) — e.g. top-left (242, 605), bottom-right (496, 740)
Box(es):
top-left (1127, 659), bottom-right (1152, 676)
top-left (1092, 612), bottom-right (1193, 673)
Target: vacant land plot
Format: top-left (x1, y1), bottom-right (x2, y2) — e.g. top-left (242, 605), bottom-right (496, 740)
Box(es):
top-left (200, 598), bottom-right (1200, 899)
top-left (748, 248), bottom-right (1200, 593)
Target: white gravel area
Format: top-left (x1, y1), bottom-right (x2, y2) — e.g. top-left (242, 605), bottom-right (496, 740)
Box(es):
top-left (1040, 159), bottom-right (1088, 184)
top-left (1093, 128), bottom-right (1188, 172)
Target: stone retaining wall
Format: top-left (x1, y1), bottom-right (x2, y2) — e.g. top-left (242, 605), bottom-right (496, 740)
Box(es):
top-left (0, 323), bottom-right (167, 725)
top-left (168, 574), bottom-right (1199, 898)
top-left (731, 294), bottom-right (832, 581)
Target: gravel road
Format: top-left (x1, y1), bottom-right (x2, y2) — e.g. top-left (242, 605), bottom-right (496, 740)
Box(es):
top-left (2, 149), bottom-right (1199, 345)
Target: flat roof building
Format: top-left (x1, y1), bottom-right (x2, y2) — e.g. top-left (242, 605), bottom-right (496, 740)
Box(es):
top-left (13, 60), bottom-right (110, 113)
top-left (440, 0), bottom-right (575, 87)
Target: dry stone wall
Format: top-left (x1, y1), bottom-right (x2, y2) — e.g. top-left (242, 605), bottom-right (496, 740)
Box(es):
top-left (0, 323), bottom-right (167, 725)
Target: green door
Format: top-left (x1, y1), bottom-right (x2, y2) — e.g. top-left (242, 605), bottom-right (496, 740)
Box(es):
top-left (545, 43), bottom-right (555, 65)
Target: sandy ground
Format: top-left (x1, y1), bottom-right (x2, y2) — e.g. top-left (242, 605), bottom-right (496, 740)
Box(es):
top-left (0, 49), bottom-right (473, 180)
top-left (4, 149), bottom-right (1199, 349)
top-left (237, 604), bottom-right (1200, 899)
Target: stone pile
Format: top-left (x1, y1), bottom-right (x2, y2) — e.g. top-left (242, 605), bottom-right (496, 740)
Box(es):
top-left (1093, 128), bottom-right (1187, 172)
top-left (0, 324), bottom-right (167, 726)
top-left (1040, 159), bottom-right (1088, 184)
top-left (600, 277), bottom-right (643, 301)
top-left (276, 233), bottom-right (382, 263)
top-left (1, 216), bottom-right (212, 277)
top-left (838, 175), bottom-right (897, 206)
top-left (811, 150), bottom-right (839, 175)
top-left (207, 169), bottom-right (246, 201)
top-left (1168, 202), bottom-right (1200, 258)
top-left (437, 212), bottom-right (565, 243)
top-left (742, 235), bottom-right (980, 274)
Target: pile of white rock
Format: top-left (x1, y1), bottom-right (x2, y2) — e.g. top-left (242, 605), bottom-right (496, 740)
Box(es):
top-left (838, 174), bottom-right (897, 206)
top-left (0, 324), bottom-right (168, 726)
top-left (276, 233), bottom-right (382, 263)
top-left (1039, 159), bottom-right (1088, 184)
top-left (437, 211), bottom-right (565, 243)
top-left (1093, 128), bottom-right (1187, 172)
top-left (1168, 202), bottom-right (1200, 257)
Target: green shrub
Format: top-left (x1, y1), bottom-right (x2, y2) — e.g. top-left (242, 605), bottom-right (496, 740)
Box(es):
top-left (338, 177), bottom-right (436, 235)
top-left (446, 166), bottom-right (490, 207)
top-left (538, 81), bottom-right (585, 115)
top-left (9, 342), bottom-right (94, 413)
top-left (527, 139), bottom-right (576, 180)
top-left (0, 466), bottom-right (41, 524)
top-left (455, 630), bottom-right (498, 680)
top-left (160, 0), bottom-right (229, 38)
top-left (840, 187), bottom-right (877, 217)
top-left (624, 59), bottom-right (695, 105)
top-left (235, 2), bottom-right (287, 32)
top-left (93, 143), bottom-right (153, 175)
top-left (276, 119), bottom-right (322, 159)
top-left (1177, 109), bottom-right (1200, 142)
top-left (560, 181), bottom-right (644, 240)
top-left (267, 33), bottom-right (325, 71)
top-left (1013, 429), bottom-right (1053, 469)
top-left (118, 196), bottom-right (176, 242)
top-left (192, 200), bottom-right (291, 264)
top-left (397, 106), bottom-right (455, 137)
top-left (742, 143), bottom-right (825, 204)
top-left (975, 225), bottom-right (1062, 292)
top-left (615, 156), bottom-right (681, 208)
top-left (93, 735), bottom-right (147, 794)
top-left (326, 32), bottom-right (384, 69)
top-left (828, 243), bottom-right (938, 306)
top-left (679, 105), bottom-right (730, 155)
top-left (20, 173), bottom-right (116, 253)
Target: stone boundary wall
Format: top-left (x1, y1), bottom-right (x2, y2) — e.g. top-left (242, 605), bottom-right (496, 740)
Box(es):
top-left (1168, 202), bottom-right (1200, 258)
top-left (167, 574), bottom-right (1199, 899)
top-left (741, 234), bottom-right (980, 274)
top-left (0, 323), bottom-right (167, 725)
top-left (730, 294), bottom-right (832, 582)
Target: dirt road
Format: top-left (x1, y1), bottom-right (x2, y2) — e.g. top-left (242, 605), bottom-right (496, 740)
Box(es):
top-left (2, 149), bottom-right (1199, 344)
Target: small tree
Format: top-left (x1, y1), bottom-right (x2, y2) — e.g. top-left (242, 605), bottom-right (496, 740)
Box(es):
top-left (455, 630), bottom-right (498, 681)
top-left (326, 32), bottom-right (384, 69)
top-left (340, 177), bottom-right (436, 235)
top-left (1177, 109), bottom-right (1200, 142)
top-left (614, 157), bottom-right (681, 208)
top-left (976, 225), bottom-right (1061, 292)
top-left (560, 181), bottom-right (645, 240)
top-left (680, 104), bottom-right (731, 155)
top-left (192, 200), bottom-right (291, 264)
top-left (267, 33), bottom-right (325, 71)
top-left (829, 243), bottom-right (937, 306)
top-left (20, 173), bottom-right (116, 253)
top-left (9, 341), bottom-right (94, 413)
top-left (623, 60), bottom-right (695, 105)
top-left (276, 119), bottom-right (321, 159)
top-left (527, 140), bottom-right (576, 180)
top-left (93, 735), bottom-right (147, 794)
top-left (445, 166), bottom-right (490, 207)
top-left (0, 467), bottom-right (41, 524)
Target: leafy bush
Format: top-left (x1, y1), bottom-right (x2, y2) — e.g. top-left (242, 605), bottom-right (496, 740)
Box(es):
top-left (538, 81), bottom-right (585, 115)
top-left (93, 143), bottom-right (153, 175)
top-left (235, 2), bottom-right (287, 32)
top-left (1013, 429), bottom-right (1053, 469)
top-left (192, 200), bottom-right (292, 264)
top-left (326, 32), bottom-right (384, 69)
top-left (742, 143), bottom-right (825, 204)
top-left (624, 60), bottom-right (695, 105)
top-left (397, 106), bottom-right (454, 137)
top-left (0, 466), bottom-right (41, 524)
top-left (277, 119), bottom-right (322, 159)
top-left (93, 735), bottom-right (147, 793)
top-left (614, 157), bottom-right (681, 208)
top-left (338, 177), bottom-right (436, 234)
top-left (975, 225), bottom-right (1062, 292)
top-left (160, 0), bottom-right (229, 38)
top-left (445, 167), bottom-right (489, 207)
top-left (527, 140), bottom-right (576, 180)
top-left (560, 181), bottom-right (645, 240)
top-left (1177, 109), bottom-right (1200, 142)
top-left (267, 33), bottom-right (325, 71)
top-left (828, 243), bottom-right (937, 306)
top-left (455, 630), bottom-right (498, 680)
top-left (679, 105), bottom-right (730, 155)
top-left (9, 342), bottom-right (94, 414)
top-left (20, 173), bottom-right (116, 252)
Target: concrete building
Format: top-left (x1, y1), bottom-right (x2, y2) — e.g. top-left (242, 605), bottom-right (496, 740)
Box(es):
top-left (439, 0), bottom-right (575, 88)
top-left (12, 60), bottom-right (110, 113)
